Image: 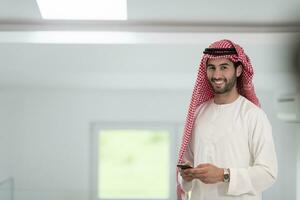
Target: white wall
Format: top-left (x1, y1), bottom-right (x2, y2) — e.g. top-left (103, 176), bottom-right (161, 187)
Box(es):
top-left (0, 33), bottom-right (299, 200)
top-left (0, 89), bottom-right (191, 200)
top-left (258, 91), bottom-right (298, 200)
top-left (297, 124), bottom-right (300, 200)
top-left (0, 92), bottom-right (14, 182)
top-left (0, 87), bottom-right (298, 200)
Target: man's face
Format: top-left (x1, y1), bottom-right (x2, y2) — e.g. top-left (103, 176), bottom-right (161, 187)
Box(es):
top-left (206, 58), bottom-right (241, 94)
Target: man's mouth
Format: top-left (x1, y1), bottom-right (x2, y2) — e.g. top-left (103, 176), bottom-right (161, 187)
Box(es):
top-left (213, 80), bottom-right (224, 84)
top-left (212, 79), bottom-right (225, 86)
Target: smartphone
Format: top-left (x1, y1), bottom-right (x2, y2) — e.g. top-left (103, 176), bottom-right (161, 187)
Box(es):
top-left (177, 164), bottom-right (193, 170)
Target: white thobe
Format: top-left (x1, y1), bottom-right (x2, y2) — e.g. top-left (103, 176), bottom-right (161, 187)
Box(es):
top-left (179, 95), bottom-right (277, 200)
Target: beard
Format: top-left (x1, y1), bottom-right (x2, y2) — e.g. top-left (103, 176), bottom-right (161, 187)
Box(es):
top-left (209, 75), bottom-right (237, 94)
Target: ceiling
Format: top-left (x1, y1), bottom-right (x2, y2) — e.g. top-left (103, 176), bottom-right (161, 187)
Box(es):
top-left (0, 0), bottom-right (300, 23)
top-left (0, 0), bottom-right (300, 90)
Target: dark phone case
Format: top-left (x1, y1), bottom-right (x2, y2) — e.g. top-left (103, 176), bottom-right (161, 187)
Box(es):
top-left (177, 164), bottom-right (192, 170)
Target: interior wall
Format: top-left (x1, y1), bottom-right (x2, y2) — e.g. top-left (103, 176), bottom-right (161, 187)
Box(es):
top-left (0, 86), bottom-right (297, 200)
top-left (0, 89), bottom-right (191, 200)
top-left (0, 93), bottom-right (14, 183)
top-left (0, 33), bottom-right (299, 200)
top-left (259, 91), bottom-right (297, 200)
top-left (297, 126), bottom-right (300, 200)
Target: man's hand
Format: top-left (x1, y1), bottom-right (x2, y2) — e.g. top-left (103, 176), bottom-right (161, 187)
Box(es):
top-left (178, 161), bottom-right (194, 182)
top-left (179, 168), bottom-right (194, 182)
top-left (185, 163), bottom-right (224, 184)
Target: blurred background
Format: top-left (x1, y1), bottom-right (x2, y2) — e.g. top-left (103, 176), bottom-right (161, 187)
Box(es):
top-left (0, 0), bottom-right (300, 200)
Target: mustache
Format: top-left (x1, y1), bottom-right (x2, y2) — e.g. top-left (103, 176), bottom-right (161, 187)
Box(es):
top-left (211, 78), bottom-right (226, 82)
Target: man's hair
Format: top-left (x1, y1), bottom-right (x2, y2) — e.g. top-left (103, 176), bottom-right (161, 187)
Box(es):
top-left (234, 61), bottom-right (242, 68)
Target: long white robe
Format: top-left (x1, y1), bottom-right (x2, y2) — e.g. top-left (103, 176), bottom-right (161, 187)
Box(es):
top-left (179, 95), bottom-right (278, 200)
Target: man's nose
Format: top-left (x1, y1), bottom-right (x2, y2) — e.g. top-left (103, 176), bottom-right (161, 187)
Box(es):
top-left (212, 69), bottom-right (222, 79)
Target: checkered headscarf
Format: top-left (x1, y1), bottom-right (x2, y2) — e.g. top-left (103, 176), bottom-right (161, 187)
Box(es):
top-left (177, 39), bottom-right (260, 200)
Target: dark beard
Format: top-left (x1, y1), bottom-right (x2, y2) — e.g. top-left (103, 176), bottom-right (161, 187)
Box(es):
top-left (210, 75), bottom-right (237, 94)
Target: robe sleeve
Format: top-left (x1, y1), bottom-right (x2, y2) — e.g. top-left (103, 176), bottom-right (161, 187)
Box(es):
top-left (179, 133), bottom-right (195, 192)
top-left (227, 109), bottom-right (278, 195)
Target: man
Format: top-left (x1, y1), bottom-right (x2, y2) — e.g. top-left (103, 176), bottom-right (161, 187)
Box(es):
top-left (177, 39), bottom-right (277, 200)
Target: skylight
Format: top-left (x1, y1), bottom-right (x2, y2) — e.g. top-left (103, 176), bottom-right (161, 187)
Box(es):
top-left (36, 0), bottom-right (127, 20)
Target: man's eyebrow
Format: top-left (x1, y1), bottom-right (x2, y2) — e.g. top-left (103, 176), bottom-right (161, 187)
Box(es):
top-left (220, 63), bottom-right (230, 66)
top-left (207, 62), bottom-right (230, 67)
top-left (206, 63), bottom-right (215, 67)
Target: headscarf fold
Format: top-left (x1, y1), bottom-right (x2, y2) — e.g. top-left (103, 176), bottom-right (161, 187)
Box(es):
top-left (176, 39), bottom-right (260, 200)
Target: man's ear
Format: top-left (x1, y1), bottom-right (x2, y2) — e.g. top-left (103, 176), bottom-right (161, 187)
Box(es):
top-left (236, 65), bottom-right (242, 77)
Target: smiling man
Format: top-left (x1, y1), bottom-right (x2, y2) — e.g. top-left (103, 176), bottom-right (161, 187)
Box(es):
top-left (176, 40), bottom-right (278, 200)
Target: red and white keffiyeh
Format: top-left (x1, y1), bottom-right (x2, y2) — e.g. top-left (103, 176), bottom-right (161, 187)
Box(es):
top-left (177, 39), bottom-right (260, 200)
